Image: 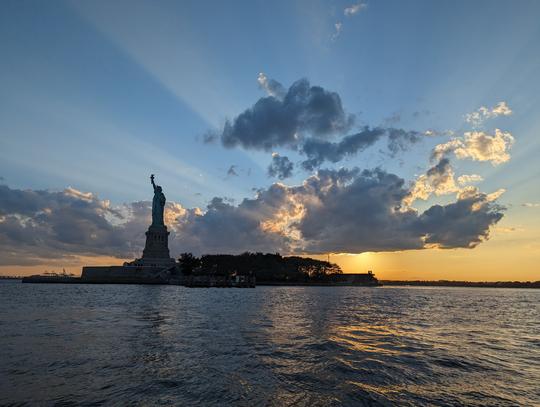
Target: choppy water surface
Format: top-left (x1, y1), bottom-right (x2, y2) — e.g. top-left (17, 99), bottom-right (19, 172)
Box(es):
top-left (1, 282), bottom-right (539, 406)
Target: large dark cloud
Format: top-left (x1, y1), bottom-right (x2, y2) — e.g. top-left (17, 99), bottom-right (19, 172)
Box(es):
top-left (415, 191), bottom-right (504, 248)
top-left (220, 78), bottom-right (354, 151)
top-left (172, 168), bottom-right (504, 254)
top-left (267, 154), bottom-right (294, 179)
top-left (300, 127), bottom-right (422, 170)
top-left (295, 169), bottom-right (423, 252)
top-left (0, 172), bottom-right (505, 265)
top-left (216, 76), bottom-right (426, 170)
top-left (0, 185), bottom-right (149, 265)
top-left (294, 169), bottom-right (503, 252)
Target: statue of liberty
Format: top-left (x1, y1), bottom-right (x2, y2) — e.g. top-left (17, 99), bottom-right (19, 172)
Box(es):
top-left (150, 174), bottom-right (166, 226)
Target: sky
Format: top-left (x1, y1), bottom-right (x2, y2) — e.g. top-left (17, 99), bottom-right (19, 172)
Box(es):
top-left (1, 0), bottom-right (539, 281)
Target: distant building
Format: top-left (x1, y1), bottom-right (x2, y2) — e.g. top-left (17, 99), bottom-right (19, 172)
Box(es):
top-left (331, 270), bottom-right (381, 286)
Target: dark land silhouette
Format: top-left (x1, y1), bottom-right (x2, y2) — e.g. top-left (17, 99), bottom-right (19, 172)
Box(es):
top-left (178, 252), bottom-right (380, 286)
top-left (178, 252), bottom-right (343, 283)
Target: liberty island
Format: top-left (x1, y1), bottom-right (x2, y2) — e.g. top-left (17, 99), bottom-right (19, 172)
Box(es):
top-left (22, 175), bottom-right (378, 287)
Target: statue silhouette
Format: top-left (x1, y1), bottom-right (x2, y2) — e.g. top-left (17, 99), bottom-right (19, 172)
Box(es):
top-left (150, 174), bottom-right (166, 226)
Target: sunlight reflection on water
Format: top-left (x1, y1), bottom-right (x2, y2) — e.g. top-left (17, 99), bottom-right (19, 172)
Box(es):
top-left (0, 282), bottom-right (538, 406)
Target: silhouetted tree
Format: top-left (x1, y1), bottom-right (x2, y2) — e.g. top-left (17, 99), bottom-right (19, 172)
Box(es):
top-left (181, 252), bottom-right (343, 282)
top-left (178, 252), bottom-right (201, 275)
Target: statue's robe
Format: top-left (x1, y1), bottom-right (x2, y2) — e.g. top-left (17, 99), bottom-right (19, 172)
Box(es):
top-left (152, 190), bottom-right (166, 226)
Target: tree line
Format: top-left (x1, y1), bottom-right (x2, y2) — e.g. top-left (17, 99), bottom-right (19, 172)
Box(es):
top-left (177, 252), bottom-right (342, 283)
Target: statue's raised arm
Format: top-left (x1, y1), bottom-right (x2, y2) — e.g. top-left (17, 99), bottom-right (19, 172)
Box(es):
top-left (150, 174), bottom-right (157, 192)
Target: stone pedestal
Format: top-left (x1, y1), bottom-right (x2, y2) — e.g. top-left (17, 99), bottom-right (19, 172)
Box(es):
top-left (126, 224), bottom-right (176, 269)
top-left (142, 224), bottom-right (171, 259)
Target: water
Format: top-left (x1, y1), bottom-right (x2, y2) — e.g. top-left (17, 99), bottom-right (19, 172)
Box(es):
top-left (1, 282), bottom-right (539, 406)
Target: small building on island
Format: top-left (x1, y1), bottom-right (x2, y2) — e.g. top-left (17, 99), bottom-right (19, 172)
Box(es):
top-left (330, 270), bottom-right (381, 286)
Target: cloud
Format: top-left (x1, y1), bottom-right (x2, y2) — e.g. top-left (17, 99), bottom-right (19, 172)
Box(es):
top-left (432, 129), bottom-right (514, 165)
top-left (424, 158), bottom-right (458, 194)
top-left (220, 78), bottom-right (353, 151)
top-left (465, 101), bottom-right (512, 127)
top-left (457, 174), bottom-right (483, 185)
top-left (0, 185), bottom-right (194, 266)
top-left (295, 168), bottom-right (422, 252)
top-left (0, 169), bottom-right (506, 265)
top-left (301, 127), bottom-right (384, 170)
top-left (216, 76), bottom-right (433, 172)
top-left (386, 128), bottom-right (424, 155)
top-left (175, 169), bottom-right (504, 254)
top-left (0, 185), bottom-right (146, 265)
top-left (171, 185), bottom-right (298, 255)
top-left (226, 165), bottom-right (239, 177)
top-left (178, 168), bottom-right (427, 254)
top-left (331, 22), bottom-right (343, 41)
top-left (344, 2), bottom-right (367, 16)
top-left (268, 153), bottom-right (294, 180)
top-left (334, 2), bottom-right (366, 42)
top-left (423, 129), bottom-right (455, 137)
top-left (485, 188), bottom-right (506, 202)
top-left (522, 202), bottom-right (540, 208)
top-left (300, 127), bottom-right (423, 170)
top-left (0, 184), bottom-right (297, 263)
top-left (202, 130), bottom-right (218, 144)
top-left (216, 76), bottom-right (427, 171)
top-left (492, 102), bottom-right (512, 116)
top-left (404, 158), bottom-right (459, 206)
top-left (415, 189), bottom-right (504, 249)
top-left (295, 168), bottom-right (503, 252)
top-left (404, 160), bottom-right (491, 207)
top-left (257, 73), bottom-right (286, 99)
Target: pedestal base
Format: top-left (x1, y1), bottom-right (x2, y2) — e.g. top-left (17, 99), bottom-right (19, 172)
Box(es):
top-left (142, 224), bottom-right (172, 259)
top-left (129, 257), bottom-right (177, 269)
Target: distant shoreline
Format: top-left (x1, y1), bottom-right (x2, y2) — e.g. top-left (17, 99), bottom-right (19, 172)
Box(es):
top-left (259, 281), bottom-right (540, 288)
top-left (257, 281), bottom-right (539, 288)
top-left (380, 280), bottom-right (540, 289)
top-left (2, 276), bottom-right (538, 288)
